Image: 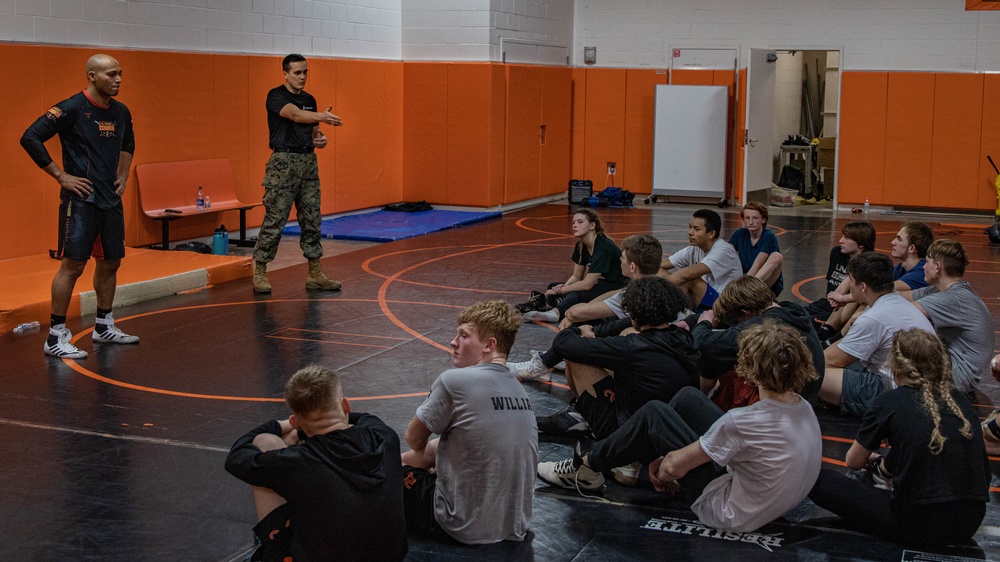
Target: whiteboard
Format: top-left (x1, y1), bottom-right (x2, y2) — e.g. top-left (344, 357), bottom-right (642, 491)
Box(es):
top-left (652, 85), bottom-right (728, 198)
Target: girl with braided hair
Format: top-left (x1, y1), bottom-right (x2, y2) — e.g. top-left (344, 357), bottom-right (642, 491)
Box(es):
top-left (523, 208), bottom-right (628, 323)
top-left (809, 328), bottom-right (990, 546)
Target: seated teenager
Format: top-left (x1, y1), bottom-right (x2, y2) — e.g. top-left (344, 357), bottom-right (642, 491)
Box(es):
top-left (225, 365), bottom-right (407, 562)
top-left (819, 221), bottom-right (932, 344)
top-left (532, 276), bottom-right (698, 443)
top-left (809, 329), bottom-right (990, 546)
top-left (688, 275), bottom-right (824, 406)
top-left (509, 234), bottom-right (663, 383)
top-left (558, 233), bottom-right (663, 329)
top-left (401, 300), bottom-right (536, 545)
top-left (805, 220), bottom-right (875, 327)
top-left (818, 252), bottom-right (933, 417)
top-left (727, 201), bottom-right (783, 296)
top-left (522, 208), bottom-right (628, 323)
top-left (659, 208), bottom-right (742, 311)
top-left (537, 320), bottom-right (821, 534)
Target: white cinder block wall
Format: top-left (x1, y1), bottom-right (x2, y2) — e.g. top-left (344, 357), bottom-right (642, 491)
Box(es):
top-left (574, 0), bottom-right (1000, 72)
top-left (773, 52), bottom-right (803, 151)
top-left (0, 0), bottom-right (573, 64)
top-left (401, 0), bottom-right (573, 63)
top-left (0, 0), bottom-right (404, 60)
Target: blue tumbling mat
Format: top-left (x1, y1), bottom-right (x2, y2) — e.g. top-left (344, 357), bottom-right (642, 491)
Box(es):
top-left (282, 209), bottom-right (502, 243)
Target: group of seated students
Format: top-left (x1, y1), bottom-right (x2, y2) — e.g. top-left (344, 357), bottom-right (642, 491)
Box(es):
top-left (223, 206), bottom-right (995, 561)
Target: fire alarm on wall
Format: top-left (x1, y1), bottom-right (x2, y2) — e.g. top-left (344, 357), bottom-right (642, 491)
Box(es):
top-left (584, 46), bottom-right (597, 65)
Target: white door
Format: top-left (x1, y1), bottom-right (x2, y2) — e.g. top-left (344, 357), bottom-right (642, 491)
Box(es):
top-left (742, 49), bottom-right (777, 200)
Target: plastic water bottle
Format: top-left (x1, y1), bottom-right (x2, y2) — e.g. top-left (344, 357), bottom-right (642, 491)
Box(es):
top-left (213, 224), bottom-right (229, 255)
top-left (863, 197), bottom-right (870, 216)
top-left (204, 195), bottom-right (211, 209)
top-left (13, 321), bottom-right (40, 335)
top-left (196, 186), bottom-right (205, 211)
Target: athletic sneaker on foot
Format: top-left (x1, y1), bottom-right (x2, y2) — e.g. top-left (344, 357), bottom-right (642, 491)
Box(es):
top-left (536, 406), bottom-right (592, 438)
top-left (611, 461), bottom-right (642, 486)
top-left (537, 443), bottom-right (604, 491)
top-left (523, 309), bottom-right (559, 323)
top-left (508, 350), bottom-right (551, 382)
top-left (93, 314), bottom-right (140, 344)
top-left (515, 291), bottom-right (548, 314)
top-left (44, 326), bottom-right (88, 359)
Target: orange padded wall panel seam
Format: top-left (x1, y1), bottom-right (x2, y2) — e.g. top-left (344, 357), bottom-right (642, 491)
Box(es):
top-left (570, 68), bottom-right (587, 180)
top-left (505, 65), bottom-right (542, 203)
top-left (447, 64), bottom-right (496, 207)
top-left (930, 73), bottom-right (984, 210)
top-left (6, 45), bottom-right (46, 259)
top-left (402, 62), bottom-right (448, 204)
top-left (734, 69), bottom-right (747, 203)
top-left (883, 73), bottom-right (935, 208)
top-left (541, 66), bottom-right (573, 198)
top-left (714, 70), bottom-right (737, 201)
top-left (980, 74), bottom-right (1000, 212)
top-left (583, 68), bottom-right (627, 189)
top-left (838, 72), bottom-right (888, 205)
top-left (624, 69), bottom-right (669, 194)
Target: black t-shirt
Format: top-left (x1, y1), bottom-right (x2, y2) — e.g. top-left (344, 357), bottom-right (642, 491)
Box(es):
top-left (225, 413), bottom-right (408, 561)
top-left (20, 91), bottom-right (135, 209)
top-left (824, 247), bottom-right (852, 294)
top-left (856, 386), bottom-right (990, 508)
top-left (266, 85), bottom-right (317, 150)
top-left (570, 235), bottom-right (627, 287)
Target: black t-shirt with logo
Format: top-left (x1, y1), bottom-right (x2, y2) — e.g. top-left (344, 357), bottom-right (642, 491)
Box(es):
top-left (21, 91), bottom-right (135, 210)
top-left (265, 85), bottom-right (317, 150)
top-left (856, 386), bottom-right (990, 508)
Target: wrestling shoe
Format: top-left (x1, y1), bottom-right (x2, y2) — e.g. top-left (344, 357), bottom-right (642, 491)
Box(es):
top-left (523, 309), bottom-right (559, 323)
top-left (983, 409), bottom-right (1000, 456)
top-left (514, 291), bottom-right (548, 314)
top-left (611, 461), bottom-right (642, 486)
top-left (536, 405), bottom-right (592, 438)
top-left (861, 455), bottom-right (893, 490)
top-left (508, 350), bottom-right (552, 382)
top-left (93, 314), bottom-right (140, 344)
top-left (537, 441), bottom-right (604, 491)
top-left (44, 326), bottom-right (88, 359)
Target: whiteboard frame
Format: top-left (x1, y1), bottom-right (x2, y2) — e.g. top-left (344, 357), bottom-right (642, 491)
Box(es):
top-left (652, 85), bottom-right (728, 199)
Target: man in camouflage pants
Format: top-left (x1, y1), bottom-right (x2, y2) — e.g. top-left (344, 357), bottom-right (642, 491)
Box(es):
top-left (253, 53), bottom-right (342, 294)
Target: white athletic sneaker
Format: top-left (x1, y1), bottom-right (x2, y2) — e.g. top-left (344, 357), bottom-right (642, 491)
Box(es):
top-left (537, 457), bottom-right (605, 492)
top-left (523, 309), bottom-right (559, 323)
top-left (508, 350), bottom-right (552, 382)
top-left (44, 326), bottom-right (88, 359)
top-left (611, 461), bottom-right (642, 486)
top-left (92, 314), bottom-right (140, 344)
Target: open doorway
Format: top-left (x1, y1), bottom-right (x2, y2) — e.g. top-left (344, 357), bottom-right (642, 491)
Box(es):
top-left (772, 49), bottom-right (841, 209)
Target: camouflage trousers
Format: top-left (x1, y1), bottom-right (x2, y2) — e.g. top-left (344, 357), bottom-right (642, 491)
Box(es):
top-left (253, 152), bottom-right (324, 263)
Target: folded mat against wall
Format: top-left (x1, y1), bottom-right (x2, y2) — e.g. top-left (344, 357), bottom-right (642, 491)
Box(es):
top-left (282, 209), bottom-right (501, 242)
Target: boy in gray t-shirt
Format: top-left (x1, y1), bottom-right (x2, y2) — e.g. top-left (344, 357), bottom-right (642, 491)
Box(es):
top-left (401, 300), bottom-right (537, 544)
top-left (907, 240), bottom-right (994, 394)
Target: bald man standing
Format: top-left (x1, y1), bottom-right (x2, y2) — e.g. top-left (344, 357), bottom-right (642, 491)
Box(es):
top-left (20, 54), bottom-right (138, 359)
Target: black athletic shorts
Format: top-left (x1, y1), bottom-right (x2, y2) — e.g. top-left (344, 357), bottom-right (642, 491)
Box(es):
top-left (57, 197), bottom-right (125, 261)
top-left (251, 503), bottom-right (307, 562)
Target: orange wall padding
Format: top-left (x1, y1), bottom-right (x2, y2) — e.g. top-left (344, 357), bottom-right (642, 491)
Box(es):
top-left (623, 69), bottom-right (669, 194)
top-left (930, 73), bottom-right (984, 210)
top-left (570, 68), bottom-right (587, 180)
top-left (981, 74), bottom-right (1000, 213)
top-left (5, 45), bottom-right (408, 259)
top-left (582, 69), bottom-right (627, 190)
top-left (838, 72), bottom-right (888, 205)
top-left (734, 69), bottom-right (747, 203)
top-left (505, 65), bottom-right (543, 202)
top-left (540, 66), bottom-right (573, 198)
top-left (883, 73), bottom-right (935, 207)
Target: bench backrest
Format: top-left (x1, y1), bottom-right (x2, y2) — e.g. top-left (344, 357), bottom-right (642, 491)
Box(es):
top-left (136, 159), bottom-right (246, 215)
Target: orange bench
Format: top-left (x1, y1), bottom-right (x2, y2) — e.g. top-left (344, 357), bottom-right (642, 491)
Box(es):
top-left (136, 159), bottom-right (260, 250)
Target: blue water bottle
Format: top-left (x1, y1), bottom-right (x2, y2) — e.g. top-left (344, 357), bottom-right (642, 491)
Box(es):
top-left (213, 224), bottom-right (229, 255)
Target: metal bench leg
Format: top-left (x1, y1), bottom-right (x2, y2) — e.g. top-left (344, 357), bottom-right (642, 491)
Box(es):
top-left (233, 208), bottom-right (256, 247)
top-left (161, 220), bottom-right (170, 250)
